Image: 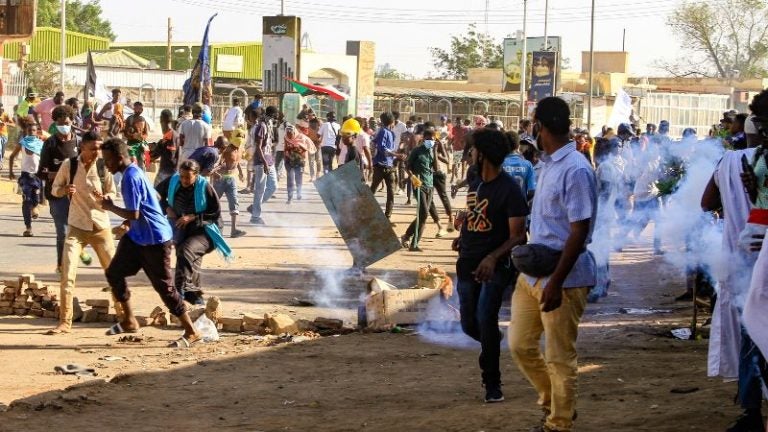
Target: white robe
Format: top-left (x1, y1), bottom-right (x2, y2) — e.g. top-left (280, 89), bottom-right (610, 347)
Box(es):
top-left (744, 228), bottom-right (768, 359)
top-left (708, 148), bottom-right (756, 378)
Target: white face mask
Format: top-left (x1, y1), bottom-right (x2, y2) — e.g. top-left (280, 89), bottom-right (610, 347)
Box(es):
top-left (406, 127), bottom-right (414, 133)
top-left (56, 125), bottom-right (71, 135)
top-left (423, 139), bottom-right (435, 149)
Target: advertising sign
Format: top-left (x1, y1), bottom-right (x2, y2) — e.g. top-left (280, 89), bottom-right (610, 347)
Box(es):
top-left (528, 51), bottom-right (558, 102)
top-left (262, 16), bottom-right (301, 93)
top-left (502, 36), bottom-right (561, 93)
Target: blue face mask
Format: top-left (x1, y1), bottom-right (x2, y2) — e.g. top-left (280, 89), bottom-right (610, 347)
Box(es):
top-left (56, 125), bottom-right (71, 135)
top-left (423, 139), bottom-right (435, 149)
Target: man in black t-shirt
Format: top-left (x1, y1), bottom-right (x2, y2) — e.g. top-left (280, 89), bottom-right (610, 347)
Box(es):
top-left (452, 128), bottom-right (529, 403)
top-left (37, 105), bottom-right (79, 272)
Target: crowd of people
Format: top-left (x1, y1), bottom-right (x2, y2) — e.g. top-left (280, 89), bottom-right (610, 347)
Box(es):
top-left (4, 84), bottom-right (768, 431)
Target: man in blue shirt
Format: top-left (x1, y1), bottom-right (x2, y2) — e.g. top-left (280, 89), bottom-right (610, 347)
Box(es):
top-left (508, 97), bottom-right (597, 432)
top-left (99, 138), bottom-right (201, 348)
top-left (501, 130), bottom-right (536, 201)
top-left (369, 111), bottom-right (398, 223)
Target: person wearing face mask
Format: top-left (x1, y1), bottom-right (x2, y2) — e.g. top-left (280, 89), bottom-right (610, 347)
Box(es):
top-left (370, 111), bottom-right (398, 224)
top-left (37, 105), bottom-right (80, 273)
top-left (400, 128), bottom-right (438, 252)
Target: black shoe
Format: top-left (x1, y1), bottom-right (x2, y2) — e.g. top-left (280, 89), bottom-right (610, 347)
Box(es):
top-left (184, 292), bottom-right (205, 306)
top-left (726, 410), bottom-right (765, 432)
top-left (484, 384), bottom-right (504, 403)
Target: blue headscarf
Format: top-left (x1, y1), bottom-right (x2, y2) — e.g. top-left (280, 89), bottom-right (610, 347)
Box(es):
top-left (167, 173), bottom-right (233, 262)
top-left (20, 135), bottom-right (43, 155)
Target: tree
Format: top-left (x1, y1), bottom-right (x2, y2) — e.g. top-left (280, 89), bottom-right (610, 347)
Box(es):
top-left (37, 0), bottom-right (116, 41)
top-left (665, 0), bottom-right (768, 78)
top-left (430, 24), bottom-right (503, 80)
top-left (24, 62), bottom-right (61, 97)
top-left (375, 63), bottom-right (409, 80)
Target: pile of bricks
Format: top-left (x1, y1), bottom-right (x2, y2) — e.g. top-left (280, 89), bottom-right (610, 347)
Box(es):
top-left (0, 274), bottom-right (58, 318)
top-left (81, 299), bottom-right (118, 323)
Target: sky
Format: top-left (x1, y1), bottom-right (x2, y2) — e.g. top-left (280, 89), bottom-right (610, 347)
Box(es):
top-left (100, 0), bottom-right (689, 78)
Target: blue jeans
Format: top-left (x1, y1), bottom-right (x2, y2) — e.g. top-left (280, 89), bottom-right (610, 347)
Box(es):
top-left (286, 165), bottom-right (303, 199)
top-left (214, 175), bottom-right (239, 215)
top-left (49, 197), bottom-right (70, 267)
top-left (0, 135), bottom-right (7, 167)
top-left (250, 164), bottom-right (277, 221)
top-left (738, 326), bottom-right (766, 410)
top-left (321, 146), bottom-right (336, 174)
top-left (456, 256), bottom-right (515, 386)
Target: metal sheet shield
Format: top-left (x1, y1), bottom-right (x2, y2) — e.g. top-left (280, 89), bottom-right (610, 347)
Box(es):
top-left (314, 163), bottom-right (402, 268)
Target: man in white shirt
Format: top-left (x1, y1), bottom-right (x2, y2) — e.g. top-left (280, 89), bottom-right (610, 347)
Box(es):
top-left (275, 112), bottom-right (287, 181)
top-left (178, 103), bottom-right (212, 164)
top-left (318, 111), bottom-right (340, 174)
top-left (222, 98), bottom-right (244, 139)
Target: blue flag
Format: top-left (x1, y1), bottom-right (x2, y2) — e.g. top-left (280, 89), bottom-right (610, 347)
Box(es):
top-left (183, 13), bottom-right (218, 107)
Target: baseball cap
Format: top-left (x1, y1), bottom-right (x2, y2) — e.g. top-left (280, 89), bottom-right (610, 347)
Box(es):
top-left (617, 123), bottom-right (635, 136)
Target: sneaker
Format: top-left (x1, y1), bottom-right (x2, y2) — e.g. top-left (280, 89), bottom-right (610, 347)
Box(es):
top-left (80, 251), bottom-right (93, 266)
top-left (250, 217), bottom-right (266, 226)
top-left (484, 385), bottom-right (504, 403)
top-left (22, 229), bottom-right (33, 237)
top-left (400, 236), bottom-right (410, 249)
top-left (297, 195), bottom-right (302, 200)
top-left (286, 199), bottom-right (292, 205)
top-left (231, 229), bottom-right (247, 238)
top-left (238, 188), bottom-right (251, 194)
top-left (726, 410), bottom-right (765, 432)
top-left (409, 246), bottom-right (424, 252)
top-left (435, 229), bottom-right (448, 238)
top-left (184, 292), bottom-right (206, 306)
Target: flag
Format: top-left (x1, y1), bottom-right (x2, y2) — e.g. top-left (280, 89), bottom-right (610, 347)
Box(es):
top-left (183, 13), bottom-right (218, 106)
top-left (84, 50), bottom-right (97, 103)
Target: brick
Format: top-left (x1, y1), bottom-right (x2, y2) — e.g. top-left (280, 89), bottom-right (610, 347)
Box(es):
top-left (297, 319), bottom-right (317, 332)
top-left (30, 308), bottom-right (43, 317)
top-left (20, 274), bottom-right (35, 285)
top-left (92, 306), bottom-right (109, 314)
top-left (189, 308), bottom-right (205, 322)
top-left (264, 313), bottom-right (298, 334)
top-left (42, 310), bottom-right (58, 319)
top-left (0, 301), bottom-right (10, 308)
top-left (3, 286), bottom-right (17, 295)
top-left (81, 308), bottom-right (99, 323)
top-left (0, 307), bottom-right (12, 315)
top-left (149, 306), bottom-right (164, 318)
top-left (242, 314), bottom-right (264, 332)
top-left (85, 299), bottom-right (110, 308)
top-left (32, 288), bottom-right (48, 297)
top-left (24, 288), bottom-right (33, 297)
top-left (218, 317), bottom-right (243, 333)
top-left (313, 317), bottom-right (344, 330)
top-left (154, 314), bottom-right (168, 326)
top-left (13, 308), bottom-right (28, 315)
top-left (3, 279), bottom-right (20, 289)
top-left (135, 316), bottom-right (153, 327)
top-left (97, 313), bottom-right (117, 323)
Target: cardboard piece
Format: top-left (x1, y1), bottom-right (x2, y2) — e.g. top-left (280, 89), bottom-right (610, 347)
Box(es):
top-left (365, 288), bottom-right (442, 330)
top-left (314, 162), bottom-right (402, 268)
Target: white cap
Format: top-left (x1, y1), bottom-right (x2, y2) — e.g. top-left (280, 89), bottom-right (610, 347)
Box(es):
top-left (746, 115), bottom-right (759, 134)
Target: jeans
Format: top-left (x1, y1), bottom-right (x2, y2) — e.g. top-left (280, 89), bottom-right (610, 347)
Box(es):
top-left (311, 150), bottom-right (322, 179)
top-left (213, 175), bottom-right (239, 215)
top-left (49, 197), bottom-right (70, 267)
top-left (19, 173), bottom-right (41, 228)
top-left (509, 276), bottom-right (590, 432)
top-left (370, 165), bottom-right (397, 218)
top-left (738, 326), bottom-right (767, 411)
top-left (0, 135), bottom-right (7, 167)
top-left (106, 236), bottom-right (186, 318)
top-left (432, 171), bottom-right (453, 217)
top-left (250, 164), bottom-right (277, 221)
top-left (321, 146), bottom-right (336, 174)
top-left (286, 165), bottom-right (304, 200)
top-left (404, 186), bottom-right (433, 245)
top-left (456, 257), bottom-right (515, 386)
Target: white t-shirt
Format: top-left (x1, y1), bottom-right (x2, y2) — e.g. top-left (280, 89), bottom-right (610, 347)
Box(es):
top-left (21, 151), bottom-right (40, 174)
top-left (392, 120), bottom-right (407, 147)
top-left (276, 121), bottom-right (287, 152)
top-left (178, 119), bottom-right (211, 160)
top-left (318, 121), bottom-right (340, 148)
top-left (222, 106), bottom-right (244, 131)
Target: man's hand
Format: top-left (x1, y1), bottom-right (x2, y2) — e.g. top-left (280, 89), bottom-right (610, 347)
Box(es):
top-left (410, 175), bottom-right (422, 189)
top-left (540, 280), bottom-right (564, 312)
top-left (751, 233), bottom-right (765, 252)
top-left (473, 255), bottom-right (497, 282)
top-left (101, 196), bottom-right (115, 212)
top-left (65, 184), bottom-right (77, 198)
top-left (741, 170), bottom-right (758, 196)
top-left (175, 214), bottom-right (195, 229)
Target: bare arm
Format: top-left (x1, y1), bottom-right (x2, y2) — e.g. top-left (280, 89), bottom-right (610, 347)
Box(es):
top-left (474, 216), bottom-right (528, 282)
top-left (701, 174), bottom-right (722, 212)
top-left (8, 144), bottom-right (21, 179)
top-left (101, 197), bottom-right (140, 221)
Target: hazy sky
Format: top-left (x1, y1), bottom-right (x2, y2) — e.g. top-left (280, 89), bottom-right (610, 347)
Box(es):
top-left (101, 0), bottom-right (689, 78)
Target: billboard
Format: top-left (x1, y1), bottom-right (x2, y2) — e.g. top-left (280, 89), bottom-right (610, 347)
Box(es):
top-left (528, 51), bottom-right (558, 102)
top-left (502, 36), bottom-right (561, 93)
top-left (262, 16), bottom-right (301, 93)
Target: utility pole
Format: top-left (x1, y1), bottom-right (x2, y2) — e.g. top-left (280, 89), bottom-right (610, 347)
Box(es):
top-left (166, 17), bottom-right (173, 70)
top-left (543, 0), bottom-right (549, 50)
top-left (484, 0), bottom-right (490, 33)
top-left (60, 0), bottom-right (66, 91)
top-left (280, 0), bottom-right (285, 15)
top-left (520, 0), bottom-right (528, 118)
top-left (587, 0), bottom-right (596, 133)
top-left (622, 28), bottom-right (626, 51)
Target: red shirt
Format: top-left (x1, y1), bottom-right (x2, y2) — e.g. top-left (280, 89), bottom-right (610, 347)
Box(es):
top-left (452, 125), bottom-right (470, 151)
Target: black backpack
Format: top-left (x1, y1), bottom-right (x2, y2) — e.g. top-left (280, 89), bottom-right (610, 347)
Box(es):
top-left (69, 156), bottom-right (109, 194)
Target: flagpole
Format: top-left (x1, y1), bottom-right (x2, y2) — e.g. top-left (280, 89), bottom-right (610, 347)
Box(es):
top-left (60, 0), bottom-right (66, 91)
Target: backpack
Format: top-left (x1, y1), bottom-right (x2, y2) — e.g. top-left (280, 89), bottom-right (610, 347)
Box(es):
top-left (69, 156), bottom-right (109, 194)
top-left (331, 123), bottom-right (341, 155)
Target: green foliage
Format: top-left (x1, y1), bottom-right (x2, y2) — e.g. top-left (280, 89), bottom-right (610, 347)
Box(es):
top-left (375, 63), bottom-right (409, 80)
top-left (24, 62), bottom-right (61, 98)
top-left (667, 0), bottom-right (768, 78)
top-left (429, 24), bottom-right (503, 80)
top-left (37, 0), bottom-right (116, 41)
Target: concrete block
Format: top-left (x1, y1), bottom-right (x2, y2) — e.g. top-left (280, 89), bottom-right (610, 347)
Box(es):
top-left (3, 279), bottom-right (20, 289)
top-left (13, 308), bottom-right (28, 315)
top-left (0, 307), bottom-right (12, 314)
top-left (81, 308), bottom-right (99, 323)
top-left (218, 317), bottom-right (243, 333)
top-left (85, 299), bottom-right (110, 308)
top-left (314, 317), bottom-right (344, 330)
top-left (30, 308), bottom-right (43, 317)
top-left (42, 310), bottom-right (58, 319)
top-left (265, 313), bottom-right (298, 334)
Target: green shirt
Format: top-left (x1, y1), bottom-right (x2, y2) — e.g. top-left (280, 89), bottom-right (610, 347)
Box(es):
top-left (407, 144), bottom-right (434, 188)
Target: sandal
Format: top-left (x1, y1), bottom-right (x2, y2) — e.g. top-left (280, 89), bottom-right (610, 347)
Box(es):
top-left (168, 336), bottom-right (201, 349)
top-left (45, 326), bottom-right (71, 335)
top-left (105, 322), bottom-right (139, 336)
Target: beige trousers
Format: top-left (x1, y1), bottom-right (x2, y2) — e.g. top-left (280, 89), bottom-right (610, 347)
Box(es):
top-left (508, 276), bottom-right (589, 432)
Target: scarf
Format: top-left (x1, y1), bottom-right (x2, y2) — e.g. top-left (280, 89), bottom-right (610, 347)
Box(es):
top-left (20, 135), bottom-right (43, 155)
top-left (167, 173), bottom-right (234, 262)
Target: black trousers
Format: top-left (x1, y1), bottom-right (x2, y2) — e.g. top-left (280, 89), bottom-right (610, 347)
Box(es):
top-left (405, 185), bottom-right (433, 244)
top-left (370, 165), bottom-right (397, 218)
top-left (106, 236), bottom-right (186, 317)
top-left (429, 171), bottom-right (452, 223)
top-left (175, 229), bottom-right (215, 297)
top-left (321, 147), bottom-right (336, 174)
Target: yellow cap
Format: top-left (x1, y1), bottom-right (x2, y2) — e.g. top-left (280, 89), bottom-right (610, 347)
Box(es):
top-left (340, 118), bottom-right (362, 135)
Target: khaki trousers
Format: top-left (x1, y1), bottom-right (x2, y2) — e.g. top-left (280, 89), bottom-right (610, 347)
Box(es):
top-left (508, 276), bottom-right (589, 432)
top-left (59, 225), bottom-right (118, 328)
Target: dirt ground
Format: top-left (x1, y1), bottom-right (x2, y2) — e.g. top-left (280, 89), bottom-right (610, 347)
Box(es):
top-left (0, 177), bottom-right (751, 431)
